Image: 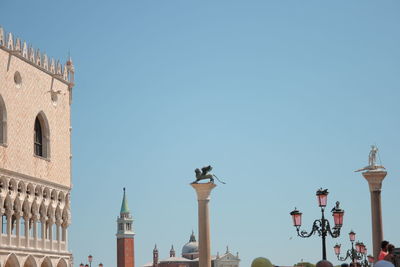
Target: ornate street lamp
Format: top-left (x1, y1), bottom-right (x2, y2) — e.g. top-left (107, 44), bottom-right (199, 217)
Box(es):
top-left (349, 230), bottom-right (356, 242)
top-left (81, 255), bottom-right (100, 267)
top-left (334, 231), bottom-right (370, 266)
top-left (290, 188), bottom-right (344, 260)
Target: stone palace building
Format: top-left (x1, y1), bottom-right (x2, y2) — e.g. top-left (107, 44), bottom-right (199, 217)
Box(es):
top-left (0, 26), bottom-right (75, 267)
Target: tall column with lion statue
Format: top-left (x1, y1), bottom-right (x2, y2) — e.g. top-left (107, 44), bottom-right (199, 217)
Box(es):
top-left (191, 166), bottom-right (218, 267)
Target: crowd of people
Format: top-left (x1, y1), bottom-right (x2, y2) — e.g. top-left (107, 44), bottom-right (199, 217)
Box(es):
top-left (313, 241), bottom-right (398, 267)
top-left (378, 240), bottom-right (397, 263)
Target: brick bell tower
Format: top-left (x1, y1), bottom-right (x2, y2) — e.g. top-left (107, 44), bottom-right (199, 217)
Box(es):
top-left (117, 188), bottom-right (135, 267)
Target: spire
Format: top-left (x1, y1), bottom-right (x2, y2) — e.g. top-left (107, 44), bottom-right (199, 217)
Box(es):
top-left (226, 246), bottom-right (229, 254)
top-left (120, 187), bottom-right (130, 214)
top-left (153, 244), bottom-right (159, 267)
top-left (189, 230), bottom-right (196, 242)
top-left (170, 245), bottom-right (175, 257)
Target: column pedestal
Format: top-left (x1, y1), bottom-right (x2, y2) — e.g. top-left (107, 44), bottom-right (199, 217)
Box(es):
top-left (191, 182), bottom-right (216, 267)
top-left (362, 169), bottom-right (387, 262)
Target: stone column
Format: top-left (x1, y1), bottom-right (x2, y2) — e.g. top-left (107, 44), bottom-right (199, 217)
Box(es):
top-left (33, 218), bottom-right (38, 249)
top-left (56, 221), bottom-right (61, 252)
top-left (24, 216), bottom-right (29, 248)
top-left (6, 212), bottom-right (12, 246)
top-left (362, 169), bottom-right (387, 261)
top-left (49, 220), bottom-right (53, 251)
top-left (41, 218), bottom-right (46, 249)
top-left (15, 215), bottom-right (20, 247)
top-left (191, 183), bottom-right (217, 267)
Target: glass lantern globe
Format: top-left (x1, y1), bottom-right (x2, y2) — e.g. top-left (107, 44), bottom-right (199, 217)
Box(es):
top-left (334, 244), bottom-right (341, 255)
top-left (349, 230), bottom-right (356, 242)
top-left (316, 188), bottom-right (329, 207)
top-left (290, 208), bottom-right (302, 227)
top-left (332, 203), bottom-right (344, 227)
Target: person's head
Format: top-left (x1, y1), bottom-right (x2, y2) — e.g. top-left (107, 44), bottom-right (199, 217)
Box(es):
top-left (381, 240), bottom-right (389, 251)
top-left (387, 244), bottom-right (395, 254)
top-left (374, 260), bottom-right (395, 267)
top-left (341, 263), bottom-right (349, 267)
top-left (316, 260), bottom-right (333, 267)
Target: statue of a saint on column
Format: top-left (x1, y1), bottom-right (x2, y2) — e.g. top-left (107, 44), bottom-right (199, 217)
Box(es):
top-left (355, 145), bottom-right (385, 172)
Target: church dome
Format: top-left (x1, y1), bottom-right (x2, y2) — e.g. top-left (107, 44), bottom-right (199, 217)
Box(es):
top-left (182, 231), bottom-right (199, 256)
top-left (182, 242), bottom-right (198, 254)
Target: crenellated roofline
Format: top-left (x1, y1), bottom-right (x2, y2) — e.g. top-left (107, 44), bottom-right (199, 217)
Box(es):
top-left (0, 26), bottom-right (75, 88)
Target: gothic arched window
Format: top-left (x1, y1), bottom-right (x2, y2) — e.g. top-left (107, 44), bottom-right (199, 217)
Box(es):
top-left (0, 95), bottom-right (7, 145)
top-left (34, 112), bottom-right (50, 158)
top-left (34, 118), bottom-right (42, 156)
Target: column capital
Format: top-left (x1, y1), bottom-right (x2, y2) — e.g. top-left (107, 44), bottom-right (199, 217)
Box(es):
top-left (191, 182), bottom-right (217, 201)
top-left (362, 170), bottom-right (387, 192)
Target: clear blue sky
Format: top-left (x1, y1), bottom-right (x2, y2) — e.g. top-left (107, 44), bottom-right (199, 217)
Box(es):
top-left (1, 1), bottom-right (400, 266)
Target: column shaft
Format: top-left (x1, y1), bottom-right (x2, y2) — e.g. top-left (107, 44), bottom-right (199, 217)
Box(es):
top-left (362, 170), bottom-right (386, 262)
top-left (370, 190), bottom-right (383, 261)
top-left (41, 220), bottom-right (46, 249)
top-left (198, 199), bottom-right (211, 267)
top-left (191, 183), bottom-right (216, 267)
top-left (7, 215), bottom-right (11, 246)
top-left (33, 220), bottom-right (38, 249)
top-left (24, 218), bottom-right (29, 248)
top-left (56, 224), bottom-right (61, 251)
top-left (16, 217), bottom-right (20, 247)
top-left (49, 222), bottom-right (53, 251)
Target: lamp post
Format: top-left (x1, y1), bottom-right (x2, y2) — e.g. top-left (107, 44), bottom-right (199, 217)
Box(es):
top-left (290, 188), bottom-right (344, 260)
top-left (80, 255), bottom-right (101, 267)
top-left (334, 231), bottom-right (370, 266)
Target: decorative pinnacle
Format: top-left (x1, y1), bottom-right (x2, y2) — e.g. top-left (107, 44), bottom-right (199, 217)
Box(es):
top-left (189, 230), bottom-right (196, 242)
